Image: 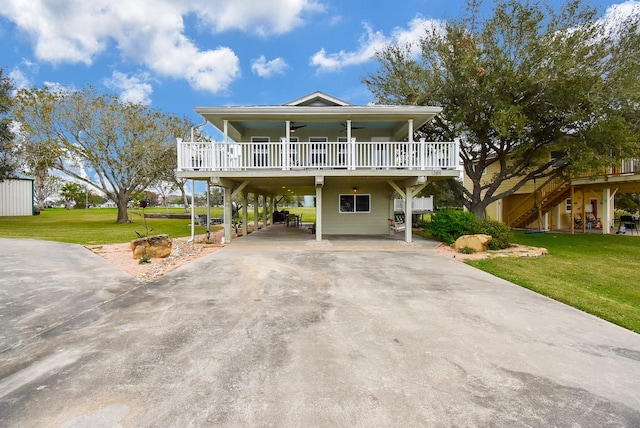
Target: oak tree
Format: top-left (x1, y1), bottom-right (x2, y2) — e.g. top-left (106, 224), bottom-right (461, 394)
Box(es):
top-left (363, 0), bottom-right (640, 217)
top-left (0, 69), bottom-right (19, 180)
top-left (14, 86), bottom-right (193, 223)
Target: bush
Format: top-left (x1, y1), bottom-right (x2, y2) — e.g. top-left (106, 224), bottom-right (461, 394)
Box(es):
top-left (473, 219), bottom-right (513, 250)
top-left (427, 209), bottom-right (513, 250)
top-left (428, 209), bottom-right (478, 244)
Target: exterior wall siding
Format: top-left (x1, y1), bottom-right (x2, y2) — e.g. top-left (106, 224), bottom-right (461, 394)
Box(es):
top-left (321, 180), bottom-right (390, 235)
top-left (0, 179), bottom-right (34, 216)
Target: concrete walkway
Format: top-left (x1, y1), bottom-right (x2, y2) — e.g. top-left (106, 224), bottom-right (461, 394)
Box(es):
top-left (1, 235), bottom-right (639, 427)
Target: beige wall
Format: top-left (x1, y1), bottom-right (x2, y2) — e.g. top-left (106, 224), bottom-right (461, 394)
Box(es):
top-left (321, 179), bottom-right (391, 235)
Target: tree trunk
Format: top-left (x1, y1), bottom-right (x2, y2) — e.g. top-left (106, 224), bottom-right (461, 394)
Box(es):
top-left (180, 185), bottom-right (189, 213)
top-left (116, 193), bottom-right (130, 223)
top-left (469, 202), bottom-right (488, 220)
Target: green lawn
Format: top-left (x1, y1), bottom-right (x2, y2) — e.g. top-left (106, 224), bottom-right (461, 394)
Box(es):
top-left (0, 206), bottom-right (316, 245)
top-left (467, 231), bottom-right (640, 333)
top-left (0, 208), bottom-right (219, 245)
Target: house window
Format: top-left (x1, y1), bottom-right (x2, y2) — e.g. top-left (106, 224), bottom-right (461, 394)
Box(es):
top-left (565, 198), bottom-right (572, 212)
top-left (339, 194), bottom-right (370, 213)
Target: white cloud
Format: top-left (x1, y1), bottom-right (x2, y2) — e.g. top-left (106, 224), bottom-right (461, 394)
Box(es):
top-left (251, 55), bottom-right (289, 78)
top-left (196, 0), bottom-right (325, 36)
top-left (600, 0), bottom-right (640, 35)
top-left (8, 68), bottom-right (30, 90)
top-left (8, 58), bottom-right (39, 90)
top-left (0, 0), bottom-right (323, 94)
top-left (104, 71), bottom-right (154, 105)
top-left (310, 23), bottom-right (387, 72)
top-left (310, 16), bottom-right (443, 72)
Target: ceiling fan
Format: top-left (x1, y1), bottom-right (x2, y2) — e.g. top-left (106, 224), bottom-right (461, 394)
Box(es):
top-left (341, 122), bottom-right (365, 130)
top-left (290, 122), bottom-right (307, 132)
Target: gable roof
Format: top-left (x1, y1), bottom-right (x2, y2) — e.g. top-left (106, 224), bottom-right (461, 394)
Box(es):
top-left (284, 91), bottom-right (352, 107)
top-left (195, 92), bottom-right (442, 141)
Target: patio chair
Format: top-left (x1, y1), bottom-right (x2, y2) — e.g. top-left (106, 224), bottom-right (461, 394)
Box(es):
top-left (389, 213), bottom-right (406, 233)
top-left (573, 214), bottom-right (583, 229)
top-left (619, 215), bottom-right (638, 235)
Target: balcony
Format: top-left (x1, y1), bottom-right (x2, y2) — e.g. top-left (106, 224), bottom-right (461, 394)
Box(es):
top-left (177, 139), bottom-right (459, 172)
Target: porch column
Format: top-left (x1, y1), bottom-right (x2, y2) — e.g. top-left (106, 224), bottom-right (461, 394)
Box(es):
top-left (407, 119), bottom-right (414, 142)
top-left (315, 177), bottom-right (323, 241)
top-left (602, 188), bottom-right (611, 234)
top-left (206, 180), bottom-right (211, 234)
top-left (190, 179), bottom-right (196, 240)
top-left (223, 120), bottom-right (228, 143)
top-left (242, 191), bottom-right (248, 237)
top-left (270, 196), bottom-right (275, 225)
top-left (405, 186), bottom-right (413, 243)
top-left (254, 193), bottom-right (259, 232)
top-left (223, 185), bottom-right (233, 243)
top-left (570, 186), bottom-right (575, 234)
top-left (389, 194), bottom-right (395, 236)
top-left (262, 195), bottom-right (268, 228)
top-left (284, 121), bottom-right (291, 170)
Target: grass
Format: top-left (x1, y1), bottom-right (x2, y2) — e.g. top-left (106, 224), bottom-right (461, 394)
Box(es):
top-left (467, 231), bottom-right (640, 333)
top-left (0, 206), bottom-right (316, 245)
top-left (0, 208), bottom-right (214, 245)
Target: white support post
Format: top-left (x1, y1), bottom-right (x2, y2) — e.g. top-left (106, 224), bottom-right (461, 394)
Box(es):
top-left (223, 186), bottom-right (232, 243)
top-left (315, 185), bottom-right (323, 241)
top-left (190, 179), bottom-right (196, 241)
top-left (405, 185), bottom-right (413, 243)
top-left (206, 180), bottom-right (211, 234)
top-left (262, 195), bottom-right (268, 228)
top-left (242, 191), bottom-right (248, 237)
top-left (389, 194), bottom-right (395, 236)
top-left (271, 196), bottom-right (276, 225)
top-left (602, 187), bottom-right (611, 234)
top-left (284, 121), bottom-right (291, 170)
top-left (254, 193), bottom-right (259, 232)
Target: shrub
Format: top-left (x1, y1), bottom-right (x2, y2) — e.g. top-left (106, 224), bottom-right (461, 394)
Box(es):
top-left (473, 219), bottom-right (513, 250)
top-left (460, 246), bottom-right (477, 254)
top-left (428, 208), bottom-right (478, 244)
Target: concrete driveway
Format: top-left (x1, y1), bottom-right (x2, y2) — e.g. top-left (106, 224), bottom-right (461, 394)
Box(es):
top-left (1, 235), bottom-right (639, 427)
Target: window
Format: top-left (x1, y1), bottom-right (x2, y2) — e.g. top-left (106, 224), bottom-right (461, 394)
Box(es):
top-left (339, 194), bottom-right (370, 213)
top-left (565, 198), bottom-right (572, 212)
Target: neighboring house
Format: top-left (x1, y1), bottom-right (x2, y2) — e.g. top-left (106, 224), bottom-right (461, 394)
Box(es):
top-left (176, 91), bottom-right (460, 243)
top-left (0, 177), bottom-right (35, 216)
top-left (463, 158), bottom-right (640, 233)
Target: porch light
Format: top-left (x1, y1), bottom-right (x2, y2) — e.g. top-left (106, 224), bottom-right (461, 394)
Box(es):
top-left (352, 187), bottom-right (358, 194)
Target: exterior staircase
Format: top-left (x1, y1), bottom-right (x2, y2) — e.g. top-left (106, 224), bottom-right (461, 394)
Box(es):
top-left (506, 175), bottom-right (571, 229)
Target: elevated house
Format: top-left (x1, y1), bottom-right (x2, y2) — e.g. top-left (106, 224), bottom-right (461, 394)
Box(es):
top-left (176, 92), bottom-right (460, 243)
top-left (464, 158), bottom-right (640, 233)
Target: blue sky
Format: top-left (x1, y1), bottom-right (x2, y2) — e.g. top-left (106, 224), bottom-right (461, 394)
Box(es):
top-left (1, 0), bottom-right (637, 136)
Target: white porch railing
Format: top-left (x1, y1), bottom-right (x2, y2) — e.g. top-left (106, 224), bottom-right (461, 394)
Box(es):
top-left (177, 139), bottom-right (459, 171)
top-left (394, 196), bottom-right (434, 212)
top-left (611, 158), bottom-right (640, 176)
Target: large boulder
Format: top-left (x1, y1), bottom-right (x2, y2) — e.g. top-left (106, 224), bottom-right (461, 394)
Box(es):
top-left (130, 234), bottom-right (172, 259)
top-left (453, 234), bottom-right (493, 253)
